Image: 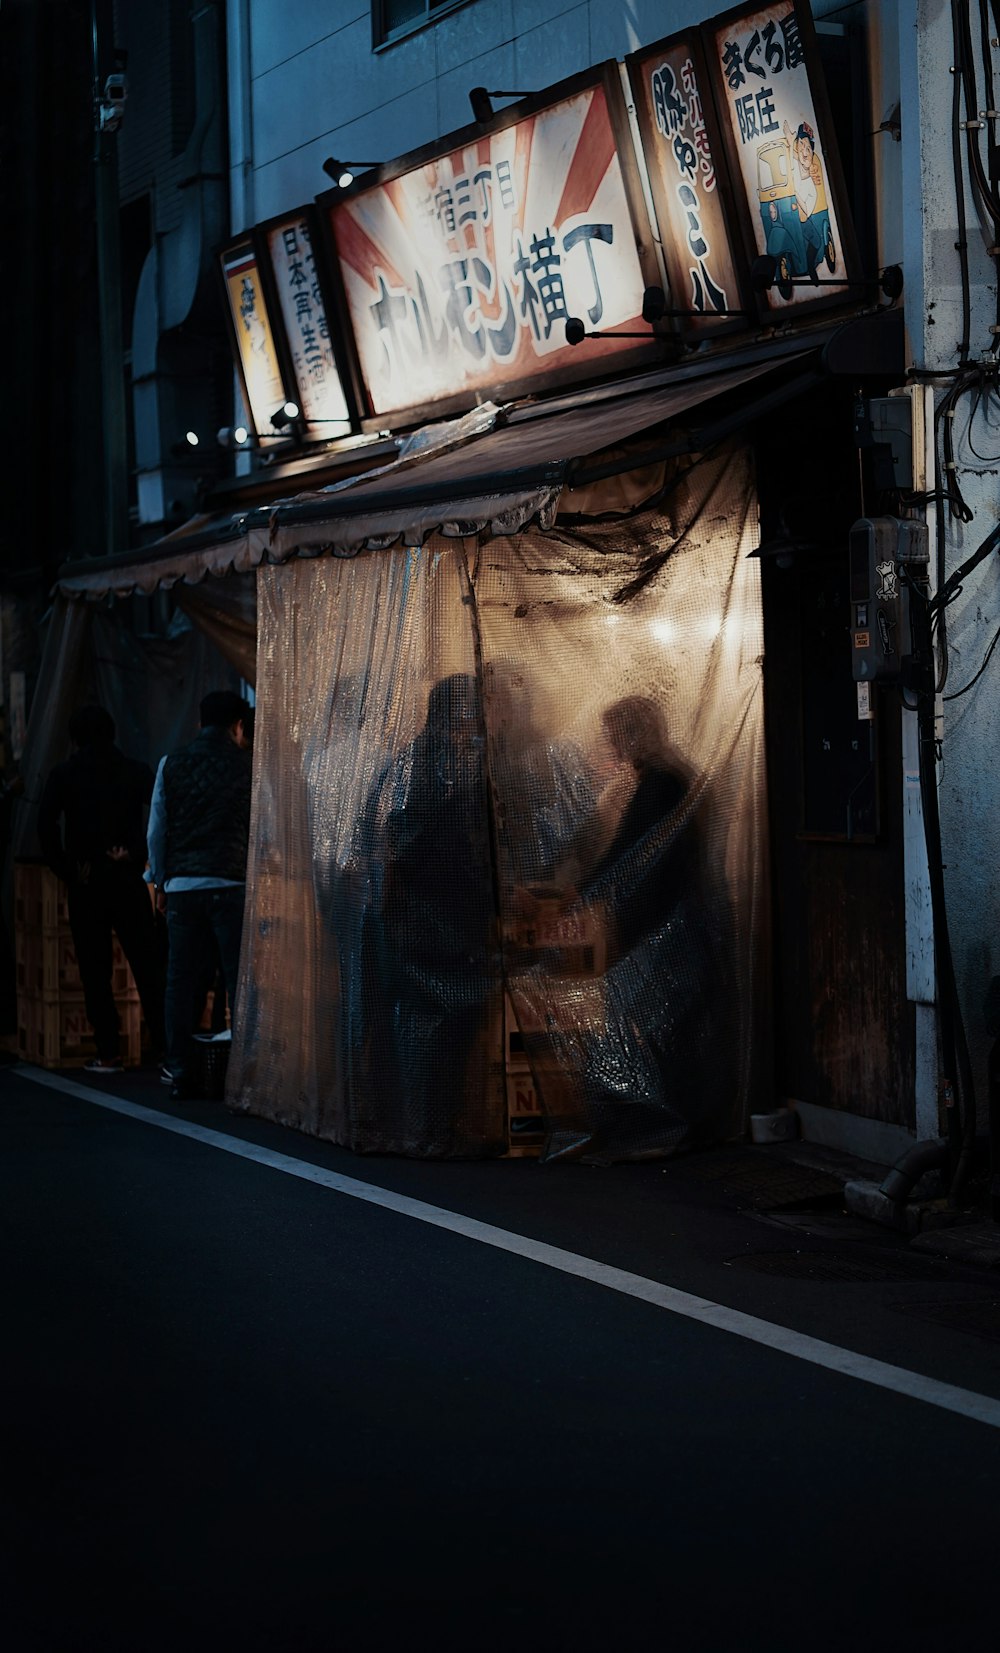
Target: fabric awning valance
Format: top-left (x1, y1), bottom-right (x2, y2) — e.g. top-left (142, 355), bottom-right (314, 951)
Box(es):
top-left (55, 344), bottom-right (818, 601)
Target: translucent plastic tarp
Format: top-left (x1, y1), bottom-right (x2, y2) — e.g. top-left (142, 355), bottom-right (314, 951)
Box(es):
top-left (13, 596), bottom-right (244, 863)
top-left (229, 444), bottom-right (769, 1159)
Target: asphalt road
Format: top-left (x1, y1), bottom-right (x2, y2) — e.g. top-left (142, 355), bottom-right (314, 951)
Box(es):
top-left (3, 1062), bottom-right (1000, 1652)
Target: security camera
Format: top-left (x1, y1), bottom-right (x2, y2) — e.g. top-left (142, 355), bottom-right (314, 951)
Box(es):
top-left (97, 71), bottom-right (127, 132)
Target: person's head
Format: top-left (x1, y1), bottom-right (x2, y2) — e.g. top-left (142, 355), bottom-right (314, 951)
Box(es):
top-left (239, 706), bottom-right (255, 750)
top-left (425, 674), bottom-right (479, 742)
top-left (68, 705), bottom-right (115, 749)
top-left (794, 121), bottom-right (815, 167)
top-left (602, 695), bottom-right (665, 768)
top-left (199, 690), bottom-right (251, 743)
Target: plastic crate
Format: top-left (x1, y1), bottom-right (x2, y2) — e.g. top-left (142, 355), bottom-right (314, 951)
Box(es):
top-left (16, 993), bottom-right (142, 1070)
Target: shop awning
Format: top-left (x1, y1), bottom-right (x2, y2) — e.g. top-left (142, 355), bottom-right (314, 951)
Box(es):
top-left (55, 338), bottom-right (822, 600)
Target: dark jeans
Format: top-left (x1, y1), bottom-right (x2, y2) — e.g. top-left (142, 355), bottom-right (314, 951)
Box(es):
top-left (67, 872), bottom-right (165, 1061)
top-left (164, 886), bottom-right (245, 1083)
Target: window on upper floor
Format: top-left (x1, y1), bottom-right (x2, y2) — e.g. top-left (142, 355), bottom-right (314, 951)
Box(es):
top-left (373, 0), bottom-right (468, 49)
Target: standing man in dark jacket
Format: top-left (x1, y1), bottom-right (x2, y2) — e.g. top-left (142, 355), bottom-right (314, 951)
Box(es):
top-left (39, 705), bottom-right (165, 1074)
top-left (147, 690), bottom-right (252, 1098)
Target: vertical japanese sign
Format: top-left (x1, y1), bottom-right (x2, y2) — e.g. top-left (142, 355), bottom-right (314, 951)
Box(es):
top-left (264, 214), bottom-right (351, 436)
top-left (627, 36), bottom-right (742, 334)
top-left (220, 242), bottom-right (287, 433)
top-left (707, 1), bottom-right (854, 311)
top-left (707, 0), bottom-right (852, 310)
top-left (325, 73), bottom-right (654, 420)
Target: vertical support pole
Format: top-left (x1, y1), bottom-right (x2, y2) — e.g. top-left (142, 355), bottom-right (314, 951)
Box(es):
top-left (92, 0), bottom-right (127, 559)
top-left (902, 383), bottom-right (940, 1141)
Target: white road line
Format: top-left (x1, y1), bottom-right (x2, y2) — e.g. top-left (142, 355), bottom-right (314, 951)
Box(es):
top-left (14, 1063), bottom-right (1000, 1431)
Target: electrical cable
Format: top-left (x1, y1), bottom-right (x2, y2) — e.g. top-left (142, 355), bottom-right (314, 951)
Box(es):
top-left (950, 1), bottom-right (973, 363)
top-left (956, 0), bottom-right (1000, 239)
top-left (909, 589), bottom-right (978, 1199)
top-left (942, 617), bottom-right (1000, 699)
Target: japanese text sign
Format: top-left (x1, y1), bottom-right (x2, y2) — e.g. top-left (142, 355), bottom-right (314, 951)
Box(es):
top-left (707, 1), bottom-right (854, 312)
top-left (264, 213), bottom-right (351, 435)
top-left (326, 75), bottom-right (652, 419)
top-left (627, 35), bottom-right (742, 334)
top-left (220, 243), bottom-right (286, 434)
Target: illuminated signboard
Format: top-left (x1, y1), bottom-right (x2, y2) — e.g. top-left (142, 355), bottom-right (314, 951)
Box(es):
top-left (627, 33), bottom-right (744, 335)
top-left (705, 0), bottom-right (858, 314)
top-left (263, 211), bottom-right (352, 437)
top-left (220, 241), bottom-right (288, 436)
top-left (322, 66), bottom-right (660, 423)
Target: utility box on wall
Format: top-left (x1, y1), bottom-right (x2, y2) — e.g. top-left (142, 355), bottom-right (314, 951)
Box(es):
top-left (849, 516), bottom-right (929, 684)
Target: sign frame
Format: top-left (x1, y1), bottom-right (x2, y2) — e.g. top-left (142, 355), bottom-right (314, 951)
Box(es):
top-left (315, 61), bottom-right (668, 432)
top-left (251, 204), bottom-right (361, 440)
top-left (702, 0), bottom-right (862, 323)
top-left (625, 29), bottom-right (750, 340)
top-left (216, 235), bottom-right (299, 443)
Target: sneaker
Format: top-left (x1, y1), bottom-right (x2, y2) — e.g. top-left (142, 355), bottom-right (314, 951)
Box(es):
top-left (84, 1058), bottom-right (123, 1075)
top-left (159, 1064), bottom-right (174, 1085)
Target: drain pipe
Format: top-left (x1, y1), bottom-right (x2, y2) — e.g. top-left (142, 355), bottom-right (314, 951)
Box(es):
top-left (879, 1136), bottom-right (949, 1204)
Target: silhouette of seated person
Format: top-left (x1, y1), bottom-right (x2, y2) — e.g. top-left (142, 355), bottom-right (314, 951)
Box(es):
top-left (572, 693), bottom-right (723, 1157)
top-left (359, 673), bottom-right (498, 1154)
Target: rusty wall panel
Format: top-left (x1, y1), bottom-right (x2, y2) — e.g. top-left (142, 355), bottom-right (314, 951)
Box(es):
top-left (764, 549), bottom-right (915, 1129)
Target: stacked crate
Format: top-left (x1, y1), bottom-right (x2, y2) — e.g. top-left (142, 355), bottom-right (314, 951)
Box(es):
top-left (503, 890), bottom-right (609, 1156)
top-left (15, 862), bottom-right (142, 1068)
top-left (503, 992), bottom-right (547, 1157)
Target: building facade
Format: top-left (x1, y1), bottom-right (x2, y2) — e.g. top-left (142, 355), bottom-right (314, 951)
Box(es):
top-left (22, 1), bottom-right (1000, 1181)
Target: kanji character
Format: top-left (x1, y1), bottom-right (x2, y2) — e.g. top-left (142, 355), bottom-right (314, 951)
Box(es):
top-left (519, 231), bottom-right (565, 340)
top-left (736, 92), bottom-right (760, 144)
top-left (690, 259), bottom-right (728, 315)
top-left (652, 62), bottom-right (687, 139)
top-left (676, 183), bottom-right (707, 259)
top-left (780, 12), bottom-right (805, 70)
top-left (563, 221), bottom-right (614, 325)
top-left (744, 29), bottom-right (767, 79)
top-left (673, 135), bottom-right (698, 182)
top-left (756, 86), bottom-right (779, 135)
top-left (761, 19), bottom-right (785, 74)
top-left (474, 167), bottom-right (493, 224)
top-left (435, 186), bottom-right (456, 233)
top-left (496, 158), bottom-right (515, 210)
top-left (722, 40), bottom-right (746, 89)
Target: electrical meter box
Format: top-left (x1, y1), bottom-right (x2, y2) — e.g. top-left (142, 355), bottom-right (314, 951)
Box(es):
top-left (848, 516), bottom-right (929, 683)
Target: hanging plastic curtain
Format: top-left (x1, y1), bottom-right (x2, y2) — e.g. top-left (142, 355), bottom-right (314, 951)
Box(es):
top-left (230, 543), bottom-right (507, 1156)
top-left (478, 444), bottom-right (767, 1161)
top-left (228, 442), bottom-right (767, 1160)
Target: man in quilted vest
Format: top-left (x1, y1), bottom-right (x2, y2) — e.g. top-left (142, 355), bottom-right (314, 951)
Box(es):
top-left (148, 690), bottom-right (252, 1099)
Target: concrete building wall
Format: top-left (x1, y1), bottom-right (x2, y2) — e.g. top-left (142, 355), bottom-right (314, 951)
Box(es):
top-left (231, 0), bottom-right (855, 227)
top-left (902, 2), bottom-right (1000, 1119)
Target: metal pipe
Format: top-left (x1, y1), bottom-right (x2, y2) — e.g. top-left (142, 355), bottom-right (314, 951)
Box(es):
top-left (879, 1137), bottom-right (949, 1204)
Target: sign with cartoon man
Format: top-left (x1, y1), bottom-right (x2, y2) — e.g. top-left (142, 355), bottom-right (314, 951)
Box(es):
top-left (706, 0), bottom-right (858, 313)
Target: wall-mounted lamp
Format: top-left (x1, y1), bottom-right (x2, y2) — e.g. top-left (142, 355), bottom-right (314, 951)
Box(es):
top-left (270, 400), bottom-right (301, 431)
top-left (564, 285), bottom-right (749, 345)
top-left (217, 425), bottom-right (251, 449)
top-left (468, 86), bottom-right (532, 122)
top-left (322, 155), bottom-right (383, 188)
top-left (170, 430), bottom-right (202, 455)
top-left (750, 255), bottom-right (903, 301)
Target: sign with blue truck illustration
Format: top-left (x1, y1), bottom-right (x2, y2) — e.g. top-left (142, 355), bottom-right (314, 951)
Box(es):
top-left (707, 0), bottom-right (857, 313)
